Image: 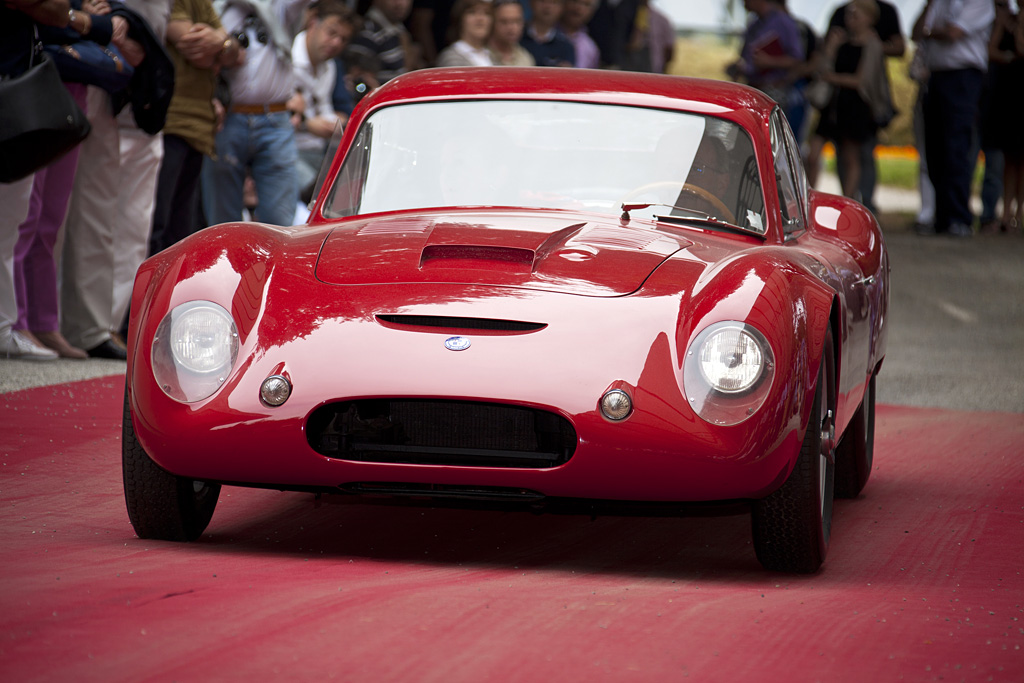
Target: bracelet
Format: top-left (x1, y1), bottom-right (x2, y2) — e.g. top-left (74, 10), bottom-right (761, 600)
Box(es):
top-left (69, 8), bottom-right (92, 36)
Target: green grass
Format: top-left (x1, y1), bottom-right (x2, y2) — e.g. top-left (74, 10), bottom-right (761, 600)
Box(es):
top-left (830, 157), bottom-right (987, 193)
top-left (877, 157), bottom-right (918, 189)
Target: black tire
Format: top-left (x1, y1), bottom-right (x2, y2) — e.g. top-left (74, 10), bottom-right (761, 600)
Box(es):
top-left (835, 373), bottom-right (875, 499)
top-left (122, 388), bottom-right (220, 541)
top-left (751, 330), bottom-right (836, 573)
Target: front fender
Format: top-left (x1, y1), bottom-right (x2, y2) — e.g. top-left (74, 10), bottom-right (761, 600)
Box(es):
top-left (644, 248), bottom-right (836, 489)
top-left (125, 223), bottom-right (330, 421)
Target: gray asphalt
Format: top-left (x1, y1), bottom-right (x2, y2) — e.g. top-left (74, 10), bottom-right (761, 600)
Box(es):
top-left (3, 209), bottom-right (1022, 412)
top-left (880, 227), bottom-right (1024, 412)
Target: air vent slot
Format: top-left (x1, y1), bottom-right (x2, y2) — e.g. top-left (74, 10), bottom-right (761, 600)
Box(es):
top-left (377, 315), bottom-right (546, 333)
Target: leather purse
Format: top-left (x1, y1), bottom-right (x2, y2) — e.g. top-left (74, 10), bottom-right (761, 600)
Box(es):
top-left (0, 46), bottom-right (91, 183)
top-left (44, 39), bottom-right (134, 94)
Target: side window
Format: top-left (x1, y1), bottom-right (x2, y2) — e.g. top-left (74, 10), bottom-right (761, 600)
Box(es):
top-left (770, 110), bottom-right (805, 237)
top-left (324, 122), bottom-right (373, 218)
top-left (781, 111), bottom-right (809, 221)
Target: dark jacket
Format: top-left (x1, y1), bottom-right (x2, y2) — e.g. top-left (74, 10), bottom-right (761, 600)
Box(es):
top-left (39, 0), bottom-right (115, 47)
top-left (0, 6), bottom-right (34, 78)
top-left (110, 4), bottom-right (175, 134)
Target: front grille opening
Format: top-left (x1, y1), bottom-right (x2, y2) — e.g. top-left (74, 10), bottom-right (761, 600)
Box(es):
top-left (376, 315), bottom-right (546, 333)
top-left (307, 399), bottom-right (576, 468)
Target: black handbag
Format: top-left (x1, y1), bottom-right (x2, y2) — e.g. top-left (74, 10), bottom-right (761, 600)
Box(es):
top-left (0, 41), bottom-right (91, 184)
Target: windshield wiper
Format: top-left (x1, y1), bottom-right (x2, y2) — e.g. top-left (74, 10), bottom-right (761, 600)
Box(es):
top-left (620, 202), bottom-right (749, 235)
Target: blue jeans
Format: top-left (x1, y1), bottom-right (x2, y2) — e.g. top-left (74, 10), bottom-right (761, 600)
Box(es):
top-left (202, 111), bottom-right (298, 227)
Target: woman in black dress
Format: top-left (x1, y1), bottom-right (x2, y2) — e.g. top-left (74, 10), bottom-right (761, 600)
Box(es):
top-left (806, 0), bottom-right (888, 200)
top-left (985, 0), bottom-right (1024, 232)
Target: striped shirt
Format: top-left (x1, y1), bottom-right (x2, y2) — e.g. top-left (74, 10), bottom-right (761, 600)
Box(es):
top-left (347, 6), bottom-right (409, 83)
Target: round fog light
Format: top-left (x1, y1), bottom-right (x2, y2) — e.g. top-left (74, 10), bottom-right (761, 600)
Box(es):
top-left (260, 375), bottom-right (291, 406)
top-left (600, 389), bottom-right (632, 421)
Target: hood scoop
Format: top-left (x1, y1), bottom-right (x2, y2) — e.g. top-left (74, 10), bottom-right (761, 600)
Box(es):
top-left (420, 244), bottom-right (535, 273)
top-left (316, 212), bottom-right (690, 297)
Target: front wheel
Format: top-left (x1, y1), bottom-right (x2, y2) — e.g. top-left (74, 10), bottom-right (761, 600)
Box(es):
top-left (751, 331), bottom-right (836, 573)
top-left (122, 388), bottom-right (220, 541)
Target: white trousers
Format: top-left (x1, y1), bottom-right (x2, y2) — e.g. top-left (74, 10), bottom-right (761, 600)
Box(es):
top-left (61, 86), bottom-right (163, 349)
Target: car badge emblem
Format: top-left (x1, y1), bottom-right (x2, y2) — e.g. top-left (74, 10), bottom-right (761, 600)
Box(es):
top-left (444, 336), bottom-right (471, 351)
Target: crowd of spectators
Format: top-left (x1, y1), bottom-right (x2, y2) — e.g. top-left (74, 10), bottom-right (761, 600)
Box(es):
top-left (0, 0), bottom-right (677, 361)
top-left (3, 0), bottom-right (1022, 361)
top-left (735, 0), bottom-right (1021, 240)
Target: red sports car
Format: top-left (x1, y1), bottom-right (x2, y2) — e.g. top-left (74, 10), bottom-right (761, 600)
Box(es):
top-left (123, 68), bottom-right (888, 573)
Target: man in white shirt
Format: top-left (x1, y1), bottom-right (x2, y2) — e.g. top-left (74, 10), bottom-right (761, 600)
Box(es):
top-left (292, 0), bottom-right (357, 200)
top-left (912, 0), bottom-right (995, 237)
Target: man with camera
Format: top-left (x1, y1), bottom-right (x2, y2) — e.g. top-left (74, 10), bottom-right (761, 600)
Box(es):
top-left (202, 0), bottom-right (310, 227)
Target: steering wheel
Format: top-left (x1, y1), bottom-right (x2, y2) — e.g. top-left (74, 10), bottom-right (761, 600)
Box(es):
top-left (621, 181), bottom-right (735, 225)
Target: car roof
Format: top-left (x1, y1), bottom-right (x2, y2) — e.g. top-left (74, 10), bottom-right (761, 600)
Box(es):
top-left (361, 66), bottom-right (777, 133)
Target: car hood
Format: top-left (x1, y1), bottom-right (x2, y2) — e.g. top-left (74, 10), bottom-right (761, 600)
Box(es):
top-left (315, 211), bottom-right (692, 297)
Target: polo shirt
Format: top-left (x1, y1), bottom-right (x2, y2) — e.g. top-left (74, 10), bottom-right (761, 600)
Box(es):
top-left (521, 26), bottom-right (576, 67)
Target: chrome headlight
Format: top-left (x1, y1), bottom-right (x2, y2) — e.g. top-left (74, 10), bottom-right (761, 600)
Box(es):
top-left (684, 322), bottom-right (774, 426)
top-left (152, 301), bottom-right (239, 403)
top-left (697, 325), bottom-right (767, 394)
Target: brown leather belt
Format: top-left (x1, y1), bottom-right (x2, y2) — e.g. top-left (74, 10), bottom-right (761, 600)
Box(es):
top-left (230, 102), bottom-right (289, 114)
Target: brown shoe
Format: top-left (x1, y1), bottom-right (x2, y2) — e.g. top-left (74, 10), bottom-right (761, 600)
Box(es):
top-left (109, 331), bottom-right (127, 351)
top-left (32, 330), bottom-right (88, 359)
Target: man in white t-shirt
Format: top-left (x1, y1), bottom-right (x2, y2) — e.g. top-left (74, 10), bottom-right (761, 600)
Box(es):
top-left (292, 0), bottom-right (358, 199)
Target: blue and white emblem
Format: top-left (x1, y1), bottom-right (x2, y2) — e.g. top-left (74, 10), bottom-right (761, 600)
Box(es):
top-left (444, 336), bottom-right (471, 351)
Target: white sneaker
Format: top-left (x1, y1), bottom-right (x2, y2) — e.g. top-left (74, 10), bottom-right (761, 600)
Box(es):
top-left (1, 329), bottom-right (59, 361)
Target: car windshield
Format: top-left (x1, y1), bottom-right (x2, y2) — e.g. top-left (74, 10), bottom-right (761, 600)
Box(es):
top-left (323, 99), bottom-right (766, 234)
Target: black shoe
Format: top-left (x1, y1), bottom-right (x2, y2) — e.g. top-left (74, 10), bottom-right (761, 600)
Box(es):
top-left (87, 339), bottom-right (128, 360)
top-left (913, 222), bottom-right (939, 236)
top-left (948, 222), bottom-right (973, 238)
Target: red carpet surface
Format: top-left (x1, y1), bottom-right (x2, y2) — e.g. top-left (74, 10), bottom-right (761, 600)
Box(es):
top-left (1, 377), bottom-right (1022, 682)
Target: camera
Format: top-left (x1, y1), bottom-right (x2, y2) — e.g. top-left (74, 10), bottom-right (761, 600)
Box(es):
top-left (235, 15), bottom-right (268, 49)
